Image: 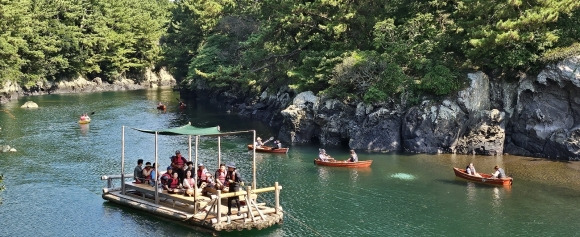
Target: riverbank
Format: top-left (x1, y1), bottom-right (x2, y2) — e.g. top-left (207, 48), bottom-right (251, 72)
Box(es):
top-left (0, 67), bottom-right (176, 104)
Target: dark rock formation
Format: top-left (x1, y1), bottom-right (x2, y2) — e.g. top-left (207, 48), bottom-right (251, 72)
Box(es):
top-left (505, 56), bottom-right (580, 159)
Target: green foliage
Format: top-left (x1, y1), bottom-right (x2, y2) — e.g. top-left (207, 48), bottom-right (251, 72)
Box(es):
top-left (0, 0), bottom-right (169, 84)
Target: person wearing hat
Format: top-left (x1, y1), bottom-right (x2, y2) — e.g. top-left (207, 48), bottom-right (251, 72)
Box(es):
top-left (133, 159), bottom-right (145, 184)
top-left (170, 150), bottom-right (187, 183)
top-left (318, 148), bottom-right (331, 162)
top-left (160, 166), bottom-right (173, 190)
top-left (225, 162), bottom-right (244, 215)
top-left (142, 162), bottom-right (153, 184)
top-left (196, 163), bottom-right (211, 187)
top-left (254, 137), bottom-right (264, 148)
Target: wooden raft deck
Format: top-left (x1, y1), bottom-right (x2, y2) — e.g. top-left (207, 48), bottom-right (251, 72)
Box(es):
top-left (102, 175), bottom-right (283, 232)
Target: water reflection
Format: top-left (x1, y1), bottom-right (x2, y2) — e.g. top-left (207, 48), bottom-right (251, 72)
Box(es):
top-left (491, 187), bottom-right (502, 210)
top-left (80, 124), bottom-right (89, 136)
top-left (466, 182), bottom-right (477, 202)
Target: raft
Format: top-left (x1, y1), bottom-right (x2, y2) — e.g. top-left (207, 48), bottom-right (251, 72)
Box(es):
top-left (247, 145), bottom-right (289, 154)
top-left (453, 167), bottom-right (513, 186)
top-left (314, 159), bottom-right (373, 168)
top-left (101, 124), bottom-right (284, 233)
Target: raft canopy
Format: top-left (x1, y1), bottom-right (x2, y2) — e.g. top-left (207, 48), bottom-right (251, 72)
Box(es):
top-left (131, 123), bottom-right (250, 136)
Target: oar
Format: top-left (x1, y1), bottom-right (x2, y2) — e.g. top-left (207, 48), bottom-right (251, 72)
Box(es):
top-left (263, 136), bottom-right (274, 145)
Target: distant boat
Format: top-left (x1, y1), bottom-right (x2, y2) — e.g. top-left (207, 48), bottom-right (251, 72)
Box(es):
top-left (156, 104), bottom-right (166, 110)
top-left (247, 144), bottom-right (289, 154)
top-left (79, 117), bottom-right (91, 124)
top-left (453, 167), bottom-right (513, 186)
top-left (314, 159), bottom-right (373, 168)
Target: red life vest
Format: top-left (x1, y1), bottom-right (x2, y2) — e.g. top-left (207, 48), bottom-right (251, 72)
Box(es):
top-left (169, 178), bottom-right (179, 189)
top-left (216, 170), bottom-right (226, 184)
top-left (197, 169), bottom-right (208, 181)
top-left (172, 155), bottom-right (186, 169)
top-left (160, 173), bottom-right (172, 186)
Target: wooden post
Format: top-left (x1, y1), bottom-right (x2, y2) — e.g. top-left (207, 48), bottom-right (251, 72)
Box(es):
top-left (121, 126), bottom-right (126, 195)
top-left (275, 182), bottom-right (280, 214)
top-left (218, 136), bottom-right (221, 168)
top-left (188, 135), bottom-right (192, 161)
top-left (194, 135), bottom-right (199, 196)
top-left (246, 186), bottom-right (255, 222)
top-left (216, 190), bottom-right (222, 223)
top-left (252, 130), bottom-right (256, 190)
top-left (154, 131), bottom-right (159, 204)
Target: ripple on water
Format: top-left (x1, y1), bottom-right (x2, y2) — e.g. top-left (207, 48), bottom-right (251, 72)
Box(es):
top-left (391, 173), bottom-right (415, 180)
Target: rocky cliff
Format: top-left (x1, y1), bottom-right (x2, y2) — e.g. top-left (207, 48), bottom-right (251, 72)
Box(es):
top-left (238, 56), bottom-right (580, 160)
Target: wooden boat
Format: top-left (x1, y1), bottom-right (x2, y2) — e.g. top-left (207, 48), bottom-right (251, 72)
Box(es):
top-left (157, 105), bottom-right (166, 110)
top-left (314, 159), bottom-right (373, 168)
top-left (78, 117), bottom-right (91, 124)
top-left (247, 144), bottom-right (289, 154)
top-left (453, 167), bottom-right (512, 186)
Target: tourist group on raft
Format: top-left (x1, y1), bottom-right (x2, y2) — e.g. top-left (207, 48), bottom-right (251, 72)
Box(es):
top-left (132, 150), bottom-right (244, 215)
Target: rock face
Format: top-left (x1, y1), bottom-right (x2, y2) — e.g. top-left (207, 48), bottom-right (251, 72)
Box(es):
top-left (0, 67), bottom-right (176, 103)
top-left (256, 56), bottom-right (580, 160)
top-left (505, 56), bottom-right (580, 159)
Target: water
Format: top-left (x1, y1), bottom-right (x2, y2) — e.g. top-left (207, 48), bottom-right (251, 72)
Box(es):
top-left (1, 89), bottom-right (579, 236)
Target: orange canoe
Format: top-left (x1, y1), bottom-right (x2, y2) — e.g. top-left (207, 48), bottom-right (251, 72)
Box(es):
top-left (453, 167), bottom-right (512, 186)
top-left (247, 144), bottom-right (289, 154)
top-left (314, 159), bottom-right (373, 168)
top-left (157, 105), bottom-right (166, 110)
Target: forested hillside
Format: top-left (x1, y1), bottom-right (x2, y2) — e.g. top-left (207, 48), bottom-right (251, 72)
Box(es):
top-left (162, 0), bottom-right (580, 104)
top-left (0, 0), bottom-right (170, 86)
top-left (2, 0), bottom-right (579, 105)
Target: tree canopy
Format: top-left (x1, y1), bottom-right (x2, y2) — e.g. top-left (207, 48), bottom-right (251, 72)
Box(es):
top-left (1, 0), bottom-right (579, 105)
top-left (0, 0), bottom-right (170, 86)
top-left (163, 0), bottom-right (580, 104)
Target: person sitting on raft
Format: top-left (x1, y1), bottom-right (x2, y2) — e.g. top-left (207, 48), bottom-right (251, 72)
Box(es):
top-left (165, 172), bottom-right (182, 194)
top-left (160, 166), bottom-right (173, 189)
top-left (142, 162), bottom-right (153, 184)
top-left (133, 159), bottom-right (144, 183)
top-left (182, 170), bottom-right (196, 197)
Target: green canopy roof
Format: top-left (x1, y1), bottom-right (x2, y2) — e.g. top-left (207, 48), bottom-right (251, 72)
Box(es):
top-left (132, 124), bottom-right (225, 136)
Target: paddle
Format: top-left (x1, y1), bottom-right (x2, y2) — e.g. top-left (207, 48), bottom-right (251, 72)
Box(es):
top-left (263, 136), bottom-right (274, 145)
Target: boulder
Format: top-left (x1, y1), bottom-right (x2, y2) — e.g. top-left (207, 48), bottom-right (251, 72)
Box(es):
top-left (21, 101), bottom-right (39, 108)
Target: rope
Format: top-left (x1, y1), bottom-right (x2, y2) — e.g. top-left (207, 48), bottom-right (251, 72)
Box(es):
top-left (256, 196), bottom-right (324, 237)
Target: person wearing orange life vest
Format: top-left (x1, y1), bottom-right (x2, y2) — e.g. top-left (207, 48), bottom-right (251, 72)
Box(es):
top-left (197, 163), bottom-right (210, 187)
top-left (214, 164), bottom-right (227, 191)
top-left (166, 172), bottom-right (182, 194)
top-left (160, 166), bottom-right (173, 190)
top-left (171, 150), bottom-right (187, 182)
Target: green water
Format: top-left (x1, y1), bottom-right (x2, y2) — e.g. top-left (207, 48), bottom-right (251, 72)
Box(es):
top-left (1, 89), bottom-right (579, 237)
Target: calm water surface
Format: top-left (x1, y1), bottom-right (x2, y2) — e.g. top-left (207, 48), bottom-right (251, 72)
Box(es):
top-left (0, 89), bottom-right (579, 236)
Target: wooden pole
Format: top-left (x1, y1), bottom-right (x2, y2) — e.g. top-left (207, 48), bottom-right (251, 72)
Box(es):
top-left (218, 136), bottom-right (221, 168)
top-left (216, 190), bottom-right (222, 223)
top-left (121, 126), bottom-right (126, 195)
top-left (188, 135), bottom-right (192, 161)
top-left (194, 135), bottom-right (199, 196)
top-left (246, 186), bottom-right (255, 222)
top-left (275, 182), bottom-right (280, 214)
top-left (154, 131), bottom-right (159, 204)
top-left (253, 130), bottom-right (256, 190)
